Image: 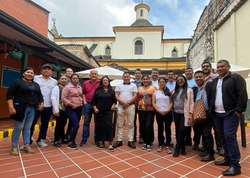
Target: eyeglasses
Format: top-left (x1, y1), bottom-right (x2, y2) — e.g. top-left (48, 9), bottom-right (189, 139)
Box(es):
top-left (202, 65), bottom-right (210, 68)
top-left (152, 68), bottom-right (158, 71)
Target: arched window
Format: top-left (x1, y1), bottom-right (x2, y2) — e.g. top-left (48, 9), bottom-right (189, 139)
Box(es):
top-left (140, 9), bottom-right (143, 17)
top-left (135, 40), bottom-right (143, 55)
top-left (105, 46), bottom-right (111, 55)
top-left (172, 48), bottom-right (178, 57)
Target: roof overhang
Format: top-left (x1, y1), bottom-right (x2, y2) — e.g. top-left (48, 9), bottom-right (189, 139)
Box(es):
top-left (0, 10), bottom-right (94, 70)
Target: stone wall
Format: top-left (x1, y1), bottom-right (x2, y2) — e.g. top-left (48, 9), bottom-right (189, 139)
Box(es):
top-left (187, 0), bottom-right (240, 69)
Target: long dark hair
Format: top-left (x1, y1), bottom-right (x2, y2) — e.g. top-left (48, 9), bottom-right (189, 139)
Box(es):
top-left (172, 75), bottom-right (188, 100)
top-left (141, 75), bottom-right (151, 86)
top-left (96, 76), bottom-right (114, 94)
top-left (158, 77), bottom-right (170, 96)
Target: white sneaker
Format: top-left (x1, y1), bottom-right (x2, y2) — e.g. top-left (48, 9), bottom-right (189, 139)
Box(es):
top-left (37, 139), bottom-right (48, 148)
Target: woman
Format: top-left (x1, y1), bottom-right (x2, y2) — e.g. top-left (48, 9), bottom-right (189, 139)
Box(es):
top-left (152, 77), bottom-right (173, 154)
top-left (51, 75), bottom-right (68, 148)
top-left (137, 75), bottom-right (156, 151)
top-left (172, 75), bottom-right (194, 157)
top-left (92, 76), bottom-right (116, 151)
top-left (6, 67), bottom-right (44, 156)
top-left (61, 74), bottom-right (83, 150)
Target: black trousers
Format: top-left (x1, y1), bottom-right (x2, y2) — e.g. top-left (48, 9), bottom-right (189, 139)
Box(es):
top-left (174, 112), bottom-right (186, 150)
top-left (138, 110), bottom-right (155, 145)
top-left (54, 110), bottom-right (68, 142)
top-left (156, 111), bottom-right (172, 146)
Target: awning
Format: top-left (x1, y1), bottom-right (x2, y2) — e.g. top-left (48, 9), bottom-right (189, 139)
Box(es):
top-left (0, 10), bottom-right (94, 71)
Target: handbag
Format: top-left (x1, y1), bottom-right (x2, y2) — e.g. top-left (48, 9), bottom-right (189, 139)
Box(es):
top-left (193, 84), bottom-right (207, 124)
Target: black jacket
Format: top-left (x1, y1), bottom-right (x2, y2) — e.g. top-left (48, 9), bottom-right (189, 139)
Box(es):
top-left (6, 79), bottom-right (44, 121)
top-left (208, 72), bottom-right (247, 115)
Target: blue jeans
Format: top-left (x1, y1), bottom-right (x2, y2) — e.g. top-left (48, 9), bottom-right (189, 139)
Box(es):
top-left (212, 112), bottom-right (241, 168)
top-left (66, 106), bottom-right (82, 143)
top-left (12, 106), bottom-right (35, 146)
top-left (82, 103), bottom-right (96, 141)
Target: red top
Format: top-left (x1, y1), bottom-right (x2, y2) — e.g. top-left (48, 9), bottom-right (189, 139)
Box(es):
top-left (82, 79), bottom-right (100, 102)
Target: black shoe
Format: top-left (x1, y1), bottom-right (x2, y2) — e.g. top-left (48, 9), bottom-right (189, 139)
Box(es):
top-left (181, 149), bottom-right (186, 155)
top-left (113, 141), bottom-right (123, 148)
top-left (128, 141), bottom-right (136, 149)
top-left (79, 140), bottom-right (87, 147)
top-left (53, 141), bottom-right (61, 148)
top-left (217, 147), bottom-right (225, 156)
top-left (214, 159), bottom-right (230, 166)
top-left (222, 167), bottom-right (241, 176)
top-left (67, 143), bottom-right (78, 150)
top-left (61, 139), bottom-right (69, 144)
top-left (198, 147), bottom-right (206, 152)
top-left (185, 138), bottom-right (192, 146)
top-left (95, 140), bottom-right (100, 147)
top-left (201, 154), bottom-right (215, 162)
top-left (192, 144), bottom-right (199, 150)
top-left (199, 151), bottom-right (209, 157)
top-left (173, 149), bottom-right (180, 157)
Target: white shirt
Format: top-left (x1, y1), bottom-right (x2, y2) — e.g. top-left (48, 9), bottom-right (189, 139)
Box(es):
top-left (155, 90), bottom-right (170, 111)
top-left (151, 80), bottom-right (159, 89)
top-left (115, 83), bottom-right (137, 102)
top-left (214, 77), bottom-right (226, 113)
top-left (34, 75), bottom-right (58, 107)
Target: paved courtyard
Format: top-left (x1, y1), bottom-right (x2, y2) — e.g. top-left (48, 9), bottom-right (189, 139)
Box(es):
top-left (0, 119), bottom-right (250, 178)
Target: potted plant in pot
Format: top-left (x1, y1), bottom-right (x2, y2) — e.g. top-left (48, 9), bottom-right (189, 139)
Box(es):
top-left (9, 39), bottom-right (23, 60)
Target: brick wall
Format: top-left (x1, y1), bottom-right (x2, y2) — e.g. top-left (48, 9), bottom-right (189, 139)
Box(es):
top-left (0, 0), bottom-right (49, 37)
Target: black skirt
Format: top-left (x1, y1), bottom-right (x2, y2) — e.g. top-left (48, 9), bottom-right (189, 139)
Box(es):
top-left (95, 110), bottom-right (113, 141)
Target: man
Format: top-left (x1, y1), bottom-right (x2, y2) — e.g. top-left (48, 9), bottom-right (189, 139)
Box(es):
top-left (113, 72), bottom-right (137, 149)
top-left (166, 70), bottom-right (176, 91)
top-left (151, 68), bottom-right (159, 89)
top-left (185, 68), bottom-right (197, 88)
top-left (65, 68), bottom-right (73, 84)
top-left (193, 71), bottom-right (215, 161)
top-left (201, 61), bottom-right (224, 156)
top-left (131, 69), bottom-right (142, 143)
top-left (209, 60), bottom-right (247, 176)
top-left (80, 69), bottom-right (100, 146)
top-left (184, 67), bottom-right (196, 146)
top-left (30, 64), bottom-right (58, 147)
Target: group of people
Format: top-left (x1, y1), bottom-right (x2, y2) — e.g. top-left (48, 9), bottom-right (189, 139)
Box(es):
top-left (6, 59), bottom-right (247, 176)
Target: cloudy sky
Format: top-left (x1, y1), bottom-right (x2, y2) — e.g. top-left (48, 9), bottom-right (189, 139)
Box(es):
top-left (32, 0), bottom-right (210, 39)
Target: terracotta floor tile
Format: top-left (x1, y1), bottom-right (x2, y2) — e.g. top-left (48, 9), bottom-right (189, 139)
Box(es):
top-left (71, 155), bottom-right (94, 164)
top-left (198, 165), bottom-right (225, 177)
top-left (90, 151), bottom-right (110, 159)
top-left (25, 164), bottom-right (51, 175)
top-left (107, 161), bottom-right (131, 172)
top-left (78, 160), bottom-right (103, 171)
top-left (98, 156), bottom-right (120, 165)
top-left (118, 167), bottom-right (147, 178)
top-left (125, 157), bottom-right (147, 166)
top-left (23, 158), bottom-right (47, 167)
top-left (152, 169), bottom-right (180, 178)
top-left (0, 162), bottom-right (22, 172)
top-left (139, 153), bottom-right (161, 162)
top-left (64, 172), bottom-right (90, 178)
top-left (137, 163), bottom-right (162, 174)
top-left (21, 153), bottom-right (44, 161)
top-left (0, 169), bottom-right (24, 178)
top-left (130, 149), bottom-right (148, 156)
top-left (181, 159), bottom-right (206, 169)
top-left (86, 166), bottom-right (114, 178)
top-left (115, 152), bottom-right (134, 160)
top-left (186, 170), bottom-right (217, 178)
top-left (168, 164), bottom-right (193, 175)
top-left (55, 165), bottom-right (82, 177)
top-left (27, 170), bottom-right (58, 178)
top-left (65, 151), bottom-right (87, 158)
top-left (50, 160), bottom-right (75, 169)
top-left (152, 158), bottom-right (175, 168)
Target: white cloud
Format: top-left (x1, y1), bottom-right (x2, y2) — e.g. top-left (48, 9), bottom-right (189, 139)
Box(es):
top-left (32, 0), bottom-right (136, 37)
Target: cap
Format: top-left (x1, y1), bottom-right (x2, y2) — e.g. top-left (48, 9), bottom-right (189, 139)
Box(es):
top-left (41, 64), bottom-right (52, 69)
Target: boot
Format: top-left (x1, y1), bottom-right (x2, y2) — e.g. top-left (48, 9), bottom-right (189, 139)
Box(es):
top-left (10, 146), bottom-right (19, 156)
top-left (23, 145), bottom-right (35, 154)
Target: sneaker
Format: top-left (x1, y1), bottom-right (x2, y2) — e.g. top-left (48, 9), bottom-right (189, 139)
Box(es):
top-left (37, 139), bottom-right (48, 148)
top-left (67, 143), bottom-right (78, 150)
top-left (142, 144), bottom-right (147, 150)
top-left (10, 146), bottom-right (19, 156)
top-left (61, 139), bottom-right (69, 144)
top-left (146, 145), bottom-right (151, 152)
top-left (23, 145), bottom-right (35, 154)
top-left (79, 140), bottom-right (86, 147)
top-left (53, 141), bottom-right (61, 148)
